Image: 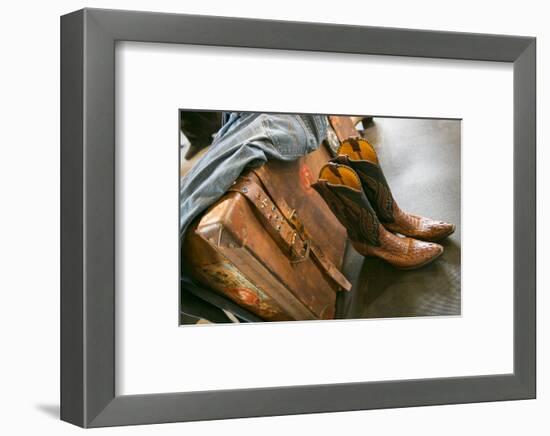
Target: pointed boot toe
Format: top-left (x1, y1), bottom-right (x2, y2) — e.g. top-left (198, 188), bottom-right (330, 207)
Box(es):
top-left (399, 239), bottom-right (444, 270)
top-left (356, 233), bottom-right (444, 270)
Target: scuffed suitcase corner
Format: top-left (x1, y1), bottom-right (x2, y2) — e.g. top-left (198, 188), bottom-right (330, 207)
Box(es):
top-left (193, 193), bottom-right (249, 250)
top-left (182, 206), bottom-right (297, 322)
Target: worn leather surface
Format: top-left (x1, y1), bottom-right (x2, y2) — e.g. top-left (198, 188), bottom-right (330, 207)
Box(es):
top-left (182, 144), bottom-right (347, 321)
top-left (312, 163), bottom-right (443, 270)
top-left (229, 174), bottom-right (351, 291)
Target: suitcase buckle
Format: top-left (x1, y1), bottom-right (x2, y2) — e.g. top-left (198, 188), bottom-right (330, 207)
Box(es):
top-left (290, 238), bottom-right (311, 264)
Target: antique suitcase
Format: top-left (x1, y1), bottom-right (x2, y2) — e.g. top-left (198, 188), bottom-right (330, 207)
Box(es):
top-left (182, 143), bottom-right (351, 321)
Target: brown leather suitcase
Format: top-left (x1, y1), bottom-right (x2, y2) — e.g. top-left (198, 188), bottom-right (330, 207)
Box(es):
top-left (182, 143), bottom-right (351, 321)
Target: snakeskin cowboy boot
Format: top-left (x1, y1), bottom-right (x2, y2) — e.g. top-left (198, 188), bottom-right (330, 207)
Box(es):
top-left (331, 137), bottom-right (456, 242)
top-left (312, 163), bottom-right (443, 270)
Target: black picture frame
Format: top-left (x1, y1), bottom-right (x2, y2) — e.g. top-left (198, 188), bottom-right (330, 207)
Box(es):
top-left (61, 8), bottom-right (536, 428)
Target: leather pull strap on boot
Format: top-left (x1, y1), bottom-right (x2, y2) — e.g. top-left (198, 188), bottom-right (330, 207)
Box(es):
top-left (333, 138), bottom-right (456, 242)
top-left (312, 163), bottom-right (443, 270)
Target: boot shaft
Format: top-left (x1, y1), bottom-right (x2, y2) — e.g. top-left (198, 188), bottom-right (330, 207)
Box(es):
top-left (311, 164), bottom-right (381, 247)
top-left (331, 155), bottom-right (396, 224)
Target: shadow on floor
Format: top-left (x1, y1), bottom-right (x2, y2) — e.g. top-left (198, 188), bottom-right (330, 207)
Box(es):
top-left (35, 403), bottom-right (60, 419)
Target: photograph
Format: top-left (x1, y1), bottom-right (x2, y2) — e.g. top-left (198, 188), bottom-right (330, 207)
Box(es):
top-left (179, 111), bottom-right (461, 324)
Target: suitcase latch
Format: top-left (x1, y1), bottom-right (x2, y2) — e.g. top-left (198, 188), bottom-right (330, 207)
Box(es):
top-left (290, 237), bottom-right (311, 264)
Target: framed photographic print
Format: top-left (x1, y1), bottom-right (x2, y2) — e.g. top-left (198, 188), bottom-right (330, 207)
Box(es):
top-left (61, 8), bottom-right (536, 427)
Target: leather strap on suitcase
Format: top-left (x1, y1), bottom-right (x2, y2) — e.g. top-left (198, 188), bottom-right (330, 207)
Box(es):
top-left (228, 172), bottom-right (352, 292)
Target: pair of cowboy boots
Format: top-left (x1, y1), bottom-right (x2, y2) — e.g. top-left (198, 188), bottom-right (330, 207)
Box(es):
top-left (312, 138), bottom-right (455, 270)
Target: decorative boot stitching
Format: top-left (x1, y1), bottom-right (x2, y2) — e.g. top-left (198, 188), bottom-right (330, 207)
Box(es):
top-left (312, 181), bottom-right (380, 247)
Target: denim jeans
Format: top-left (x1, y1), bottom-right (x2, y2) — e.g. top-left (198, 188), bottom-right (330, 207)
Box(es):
top-left (180, 112), bottom-right (328, 236)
